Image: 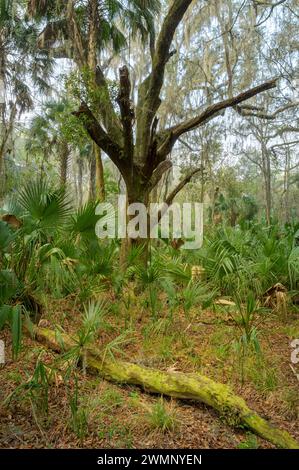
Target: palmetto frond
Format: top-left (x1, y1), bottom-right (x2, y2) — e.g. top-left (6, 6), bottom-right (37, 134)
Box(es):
top-left (129, 258), bottom-right (165, 286)
top-left (68, 201), bottom-right (102, 243)
top-left (18, 180), bottom-right (72, 233)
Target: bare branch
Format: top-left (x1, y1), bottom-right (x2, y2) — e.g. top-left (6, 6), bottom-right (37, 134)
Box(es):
top-left (237, 104), bottom-right (265, 111)
top-left (270, 140), bottom-right (299, 150)
top-left (178, 138), bottom-right (197, 152)
top-left (269, 126), bottom-right (299, 139)
top-left (149, 0), bottom-right (192, 112)
top-left (165, 167), bottom-right (203, 206)
top-left (237, 101), bottom-right (299, 120)
top-left (153, 167), bottom-right (203, 225)
top-left (254, 0), bottom-right (287, 27)
top-left (157, 78), bottom-right (277, 159)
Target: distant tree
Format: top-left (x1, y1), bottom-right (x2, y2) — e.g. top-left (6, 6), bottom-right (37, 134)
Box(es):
top-left (26, 100), bottom-right (73, 186)
top-left (0, 0), bottom-right (52, 198)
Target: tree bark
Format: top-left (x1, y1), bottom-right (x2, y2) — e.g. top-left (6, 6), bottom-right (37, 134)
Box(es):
top-left (95, 144), bottom-right (105, 201)
top-left (262, 144), bottom-right (271, 226)
top-left (88, 0), bottom-right (105, 202)
top-left (77, 155), bottom-right (83, 206)
top-left (283, 146), bottom-right (290, 223)
top-left (30, 325), bottom-right (299, 450)
top-left (88, 147), bottom-right (96, 201)
top-left (59, 141), bottom-right (69, 187)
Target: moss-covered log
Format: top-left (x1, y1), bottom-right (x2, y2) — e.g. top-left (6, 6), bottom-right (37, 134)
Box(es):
top-left (31, 326), bottom-right (299, 449)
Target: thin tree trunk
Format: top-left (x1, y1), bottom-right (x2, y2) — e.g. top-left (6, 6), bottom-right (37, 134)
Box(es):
top-left (59, 141), bottom-right (69, 187)
top-left (211, 187), bottom-right (220, 225)
top-left (88, 147), bottom-right (96, 201)
top-left (200, 149), bottom-right (206, 204)
top-left (77, 156), bottom-right (83, 206)
top-left (88, 1), bottom-right (105, 202)
top-left (95, 144), bottom-right (105, 201)
top-left (73, 157), bottom-right (79, 205)
top-left (284, 147), bottom-right (290, 223)
top-left (262, 145), bottom-right (271, 226)
top-left (0, 35), bottom-right (6, 199)
top-left (0, 146), bottom-right (5, 199)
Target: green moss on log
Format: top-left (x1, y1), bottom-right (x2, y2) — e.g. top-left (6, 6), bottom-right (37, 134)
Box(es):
top-left (31, 326), bottom-right (299, 449)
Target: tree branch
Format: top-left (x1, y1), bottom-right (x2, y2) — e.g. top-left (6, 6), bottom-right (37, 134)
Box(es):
top-left (165, 167), bottom-right (202, 206)
top-left (147, 160), bottom-right (172, 192)
top-left (254, 0), bottom-right (287, 27)
top-left (135, 0), bottom-right (193, 163)
top-left (116, 66), bottom-right (134, 161)
top-left (270, 140), bottom-right (299, 150)
top-left (236, 101), bottom-right (299, 120)
top-left (269, 126), bottom-right (299, 139)
top-left (148, 0), bottom-right (192, 115)
top-left (72, 102), bottom-right (125, 174)
top-left (152, 167), bottom-right (203, 225)
top-left (157, 78), bottom-right (277, 159)
top-left (95, 66), bottom-right (123, 146)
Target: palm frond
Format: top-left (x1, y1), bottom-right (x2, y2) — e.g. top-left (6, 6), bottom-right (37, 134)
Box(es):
top-left (18, 180), bottom-right (72, 234)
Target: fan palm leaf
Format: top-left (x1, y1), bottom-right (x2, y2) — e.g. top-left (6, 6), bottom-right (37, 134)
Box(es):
top-left (18, 180), bottom-right (72, 234)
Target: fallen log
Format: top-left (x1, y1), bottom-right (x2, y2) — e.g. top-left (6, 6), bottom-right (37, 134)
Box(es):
top-left (30, 325), bottom-right (299, 449)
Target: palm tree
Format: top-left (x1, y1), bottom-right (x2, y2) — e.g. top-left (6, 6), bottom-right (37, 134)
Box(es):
top-left (0, 0), bottom-right (53, 198)
top-left (26, 100), bottom-right (72, 186)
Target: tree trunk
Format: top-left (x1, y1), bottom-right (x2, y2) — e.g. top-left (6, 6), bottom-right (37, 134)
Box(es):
top-left (126, 185), bottom-right (150, 266)
top-left (87, 1), bottom-right (105, 203)
top-left (262, 144), bottom-right (271, 226)
top-left (0, 36), bottom-right (6, 200)
top-left (211, 187), bottom-right (220, 225)
top-left (0, 146), bottom-right (5, 199)
top-left (284, 147), bottom-right (290, 223)
top-left (88, 147), bottom-right (96, 201)
top-left (95, 144), bottom-right (105, 201)
top-left (59, 141), bottom-right (69, 187)
top-left (77, 155), bottom-right (83, 206)
top-left (119, 192), bottom-right (130, 270)
top-left (30, 325), bottom-right (299, 450)
top-left (230, 207), bottom-right (238, 227)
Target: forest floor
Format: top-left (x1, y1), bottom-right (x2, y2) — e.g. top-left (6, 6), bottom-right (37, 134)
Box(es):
top-left (0, 289), bottom-right (299, 449)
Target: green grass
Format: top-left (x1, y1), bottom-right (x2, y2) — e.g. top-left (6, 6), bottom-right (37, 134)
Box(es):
top-left (237, 432), bottom-right (259, 449)
top-left (247, 362), bottom-right (279, 393)
top-left (146, 398), bottom-right (178, 433)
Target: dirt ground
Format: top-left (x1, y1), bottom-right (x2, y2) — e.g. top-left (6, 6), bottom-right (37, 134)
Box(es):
top-left (1, 293), bottom-right (298, 449)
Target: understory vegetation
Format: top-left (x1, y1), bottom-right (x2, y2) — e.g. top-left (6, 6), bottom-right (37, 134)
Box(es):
top-left (0, 0), bottom-right (298, 450)
top-left (1, 180), bottom-right (298, 448)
